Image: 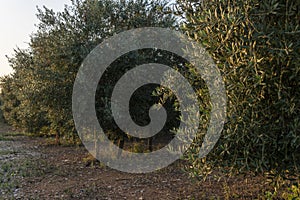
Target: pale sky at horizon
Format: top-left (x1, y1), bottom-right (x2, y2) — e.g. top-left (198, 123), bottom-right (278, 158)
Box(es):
top-left (0, 0), bottom-right (177, 78)
top-left (0, 0), bottom-right (71, 77)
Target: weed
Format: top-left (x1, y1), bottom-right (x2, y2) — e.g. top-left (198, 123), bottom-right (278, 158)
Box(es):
top-left (282, 184), bottom-right (300, 200)
top-left (0, 136), bottom-right (11, 141)
top-left (0, 150), bottom-right (18, 156)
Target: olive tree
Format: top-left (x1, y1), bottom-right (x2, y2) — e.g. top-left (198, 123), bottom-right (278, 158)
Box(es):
top-left (1, 0), bottom-right (176, 146)
top-left (162, 0), bottom-right (300, 178)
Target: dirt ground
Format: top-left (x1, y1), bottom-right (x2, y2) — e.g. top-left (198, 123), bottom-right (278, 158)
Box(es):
top-left (0, 122), bottom-right (291, 199)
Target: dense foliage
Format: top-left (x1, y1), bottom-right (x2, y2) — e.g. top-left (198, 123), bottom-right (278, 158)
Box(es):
top-left (0, 0), bottom-right (175, 144)
top-left (171, 0), bottom-right (300, 177)
top-left (0, 92), bottom-right (4, 123)
top-left (0, 0), bottom-right (299, 181)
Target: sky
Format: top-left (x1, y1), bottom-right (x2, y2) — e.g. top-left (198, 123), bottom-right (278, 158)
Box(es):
top-left (0, 0), bottom-right (177, 78)
top-left (0, 0), bottom-right (71, 77)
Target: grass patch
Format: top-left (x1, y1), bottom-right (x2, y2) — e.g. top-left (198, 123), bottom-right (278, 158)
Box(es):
top-left (0, 136), bottom-right (12, 141)
top-left (0, 132), bottom-right (28, 141)
top-left (0, 150), bottom-right (18, 156)
top-left (0, 131), bottom-right (35, 142)
top-left (0, 161), bottom-right (19, 198)
top-left (2, 132), bottom-right (29, 137)
top-left (0, 156), bottom-right (53, 198)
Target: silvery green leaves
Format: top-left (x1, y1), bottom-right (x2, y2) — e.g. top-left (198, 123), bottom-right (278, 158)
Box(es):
top-left (72, 27), bottom-right (226, 173)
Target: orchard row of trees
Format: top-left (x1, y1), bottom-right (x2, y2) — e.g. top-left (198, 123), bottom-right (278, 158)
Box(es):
top-left (1, 0), bottom-right (299, 178)
top-left (174, 0), bottom-right (300, 178)
top-left (0, 0), bottom-right (175, 144)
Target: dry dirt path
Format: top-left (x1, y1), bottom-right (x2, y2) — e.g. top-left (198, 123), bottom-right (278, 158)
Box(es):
top-left (0, 123), bottom-right (270, 199)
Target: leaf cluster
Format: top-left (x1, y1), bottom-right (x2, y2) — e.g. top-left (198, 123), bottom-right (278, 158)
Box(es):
top-left (172, 0), bottom-right (300, 178)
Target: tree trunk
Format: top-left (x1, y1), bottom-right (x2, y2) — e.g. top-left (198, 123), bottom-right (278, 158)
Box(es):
top-left (117, 138), bottom-right (124, 158)
top-left (55, 131), bottom-right (60, 145)
top-left (147, 138), bottom-right (153, 152)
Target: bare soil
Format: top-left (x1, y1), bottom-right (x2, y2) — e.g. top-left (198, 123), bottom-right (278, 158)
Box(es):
top-left (0, 123), bottom-right (286, 199)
